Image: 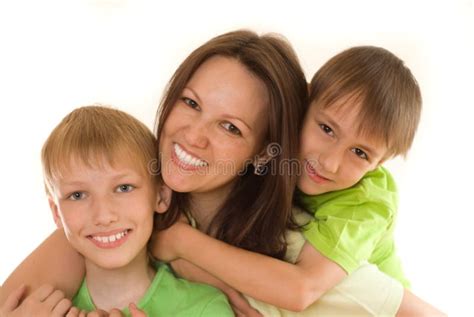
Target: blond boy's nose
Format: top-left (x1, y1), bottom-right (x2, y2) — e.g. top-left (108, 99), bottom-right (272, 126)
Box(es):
top-left (92, 198), bottom-right (118, 226)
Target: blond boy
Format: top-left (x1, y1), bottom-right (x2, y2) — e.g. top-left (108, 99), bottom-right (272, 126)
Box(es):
top-left (42, 105), bottom-right (232, 316)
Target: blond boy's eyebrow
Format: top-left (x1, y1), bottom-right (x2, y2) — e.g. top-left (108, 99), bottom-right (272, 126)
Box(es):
top-left (184, 86), bottom-right (253, 132)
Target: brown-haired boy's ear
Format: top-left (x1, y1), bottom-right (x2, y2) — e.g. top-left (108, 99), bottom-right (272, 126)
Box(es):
top-left (155, 185), bottom-right (172, 214)
top-left (47, 196), bottom-right (63, 228)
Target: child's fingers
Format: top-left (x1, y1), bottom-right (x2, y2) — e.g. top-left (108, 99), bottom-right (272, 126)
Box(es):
top-left (108, 308), bottom-right (124, 317)
top-left (129, 302), bottom-right (147, 317)
top-left (29, 283), bottom-right (55, 302)
top-left (87, 309), bottom-right (109, 317)
top-left (65, 306), bottom-right (80, 317)
top-left (43, 288), bottom-right (66, 310)
top-left (1, 284), bottom-right (26, 312)
top-left (52, 297), bottom-right (72, 316)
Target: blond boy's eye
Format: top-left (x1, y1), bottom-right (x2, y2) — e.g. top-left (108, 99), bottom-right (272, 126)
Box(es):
top-left (116, 184), bottom-right (135, 193)
top-left (319, 123), bottom-right (334, 136)
top-left (69, 192), bottom-right (85, 201)
top-left (352, 148), bottom-right (368, 160)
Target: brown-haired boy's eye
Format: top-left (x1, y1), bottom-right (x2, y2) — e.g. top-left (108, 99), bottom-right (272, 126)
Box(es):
top-left (352, 148), bottom-right (368, 160)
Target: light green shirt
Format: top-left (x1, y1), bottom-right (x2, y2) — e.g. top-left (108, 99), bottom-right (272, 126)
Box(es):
top-left (72, 262), bottom-right (233, 316)
top-left (298, 166), bottom-right (410, 288)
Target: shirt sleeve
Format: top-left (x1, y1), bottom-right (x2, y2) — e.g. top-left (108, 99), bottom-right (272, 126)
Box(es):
top-left (200, 294), bottom-right (234, 317)
top-left (303, 197), bottom-right (394, 274)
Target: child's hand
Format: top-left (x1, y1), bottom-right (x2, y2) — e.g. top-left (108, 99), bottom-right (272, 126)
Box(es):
top-left (0, 284), bottom-right (71, 317)
top-left (149, 221), bottom-right (190, 262)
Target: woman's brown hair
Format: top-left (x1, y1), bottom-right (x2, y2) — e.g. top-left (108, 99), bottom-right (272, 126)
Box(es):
top-left (154, 30), bottom-right (307, 259)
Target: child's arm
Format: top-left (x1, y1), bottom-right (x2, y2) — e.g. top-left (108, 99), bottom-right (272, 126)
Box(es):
top-left (0, 229), bottom-right (85, 305)
top-left (151, 222), bottom-right (346, 312)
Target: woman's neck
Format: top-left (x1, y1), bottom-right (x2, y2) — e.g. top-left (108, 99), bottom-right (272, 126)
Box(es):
top-left (188, 182), bottom-right (235, 233)
top-left (84, 248), bottom-right (155, 311)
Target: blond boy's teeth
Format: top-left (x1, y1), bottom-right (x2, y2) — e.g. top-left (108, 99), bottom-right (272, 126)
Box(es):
top-left (174, 144), bottom-right (208, 167)
top-left (91, 230), bottom-right (129, 244)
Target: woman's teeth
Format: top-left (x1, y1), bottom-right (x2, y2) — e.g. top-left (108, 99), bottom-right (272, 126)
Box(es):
top-left (174, 144), bottom-right (208, 167)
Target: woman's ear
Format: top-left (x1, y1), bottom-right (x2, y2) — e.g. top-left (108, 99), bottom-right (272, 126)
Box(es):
top-left (155, 184), bottom-right (172, 213)
top-left (48, 196), bottom-right (63, 228)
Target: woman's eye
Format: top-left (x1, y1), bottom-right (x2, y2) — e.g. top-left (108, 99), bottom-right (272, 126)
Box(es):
top-left (221, 122), bottom-right (242, 135)
top-left (352, 148), bottom-right (368, 160)
top-left (68, 192), bottom-right (85, 201)
top-left (319, 123), bottom-right (334, 136)
top-left (182, 97), bottom-right (200, 110)
top-left (116, 184), bottom-right (135, 193)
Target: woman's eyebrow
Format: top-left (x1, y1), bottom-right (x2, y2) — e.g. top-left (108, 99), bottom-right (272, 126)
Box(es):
top-left (183, 87), bottom-right (203, 105)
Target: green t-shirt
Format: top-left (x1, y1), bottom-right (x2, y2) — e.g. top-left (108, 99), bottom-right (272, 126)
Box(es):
top-left (72, 262), bottom-right (233, 316)
top-left (297, 166), bottom-right (410, 288)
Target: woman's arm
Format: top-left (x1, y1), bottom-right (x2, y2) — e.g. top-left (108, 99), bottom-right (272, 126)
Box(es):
top-left (151, 223), bottom-right (346, 312)
top-left (0, 229), bottom-right (85, 305)
top-left (397, 289), bottom-right (446, 317)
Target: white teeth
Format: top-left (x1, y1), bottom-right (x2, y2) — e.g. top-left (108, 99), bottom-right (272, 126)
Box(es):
top-left (174, 144), bottom-right (208, 167)
top-left (91, 230), bottom-right (128, 244)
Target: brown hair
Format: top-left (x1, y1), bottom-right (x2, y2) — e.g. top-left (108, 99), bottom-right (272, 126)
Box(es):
top-left (42, 105), bottom-right (158, 195)
top-left (154, 30), bottom-right (307, 259)
top-left (309, 46), bottom-right (422, 158)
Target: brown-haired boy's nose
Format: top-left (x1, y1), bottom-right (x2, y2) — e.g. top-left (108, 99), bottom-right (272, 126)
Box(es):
top-left (318, 150), bottom-right (342, 175)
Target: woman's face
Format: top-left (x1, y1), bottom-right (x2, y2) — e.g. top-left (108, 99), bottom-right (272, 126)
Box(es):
top-left (160, 56), bottom-right (269, 196)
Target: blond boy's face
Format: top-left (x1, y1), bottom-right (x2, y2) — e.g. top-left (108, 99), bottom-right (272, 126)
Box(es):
top-left (48, 157), bottom-right (162, 270)
top-left (297, 98), bottom-right (388, 195)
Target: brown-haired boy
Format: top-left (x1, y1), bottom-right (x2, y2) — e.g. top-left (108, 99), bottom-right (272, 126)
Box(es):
top-left (296, 45), bottom-right (421, 289)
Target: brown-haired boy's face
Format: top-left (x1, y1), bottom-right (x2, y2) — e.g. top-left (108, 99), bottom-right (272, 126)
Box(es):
top-left (297, 99), bottom-right (388, 195)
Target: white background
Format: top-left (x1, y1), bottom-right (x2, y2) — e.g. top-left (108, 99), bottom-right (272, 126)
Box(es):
top-left (0, 0), bottom-right (472, 315)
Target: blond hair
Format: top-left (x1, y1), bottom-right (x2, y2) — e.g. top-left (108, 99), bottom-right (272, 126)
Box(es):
top-left (309, 46), bottom-right (422, 158)
top-left (42, 105), bottom-right (158, 195)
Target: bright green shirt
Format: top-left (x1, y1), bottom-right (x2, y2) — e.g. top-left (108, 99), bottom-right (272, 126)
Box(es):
top-left (72, 262), bottom-right (233, 316)
top-left (298, 166), bottom-right (410, 288)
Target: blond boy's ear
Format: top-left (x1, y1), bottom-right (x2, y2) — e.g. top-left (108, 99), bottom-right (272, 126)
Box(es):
top-left (47, 196), bottom-right (63, 228)
top-left (155, 185), bottom-right (172, 214)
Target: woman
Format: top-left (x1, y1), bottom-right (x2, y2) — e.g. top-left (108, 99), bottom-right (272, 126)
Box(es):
top-left (1, 30), bottom-right (405, 316)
